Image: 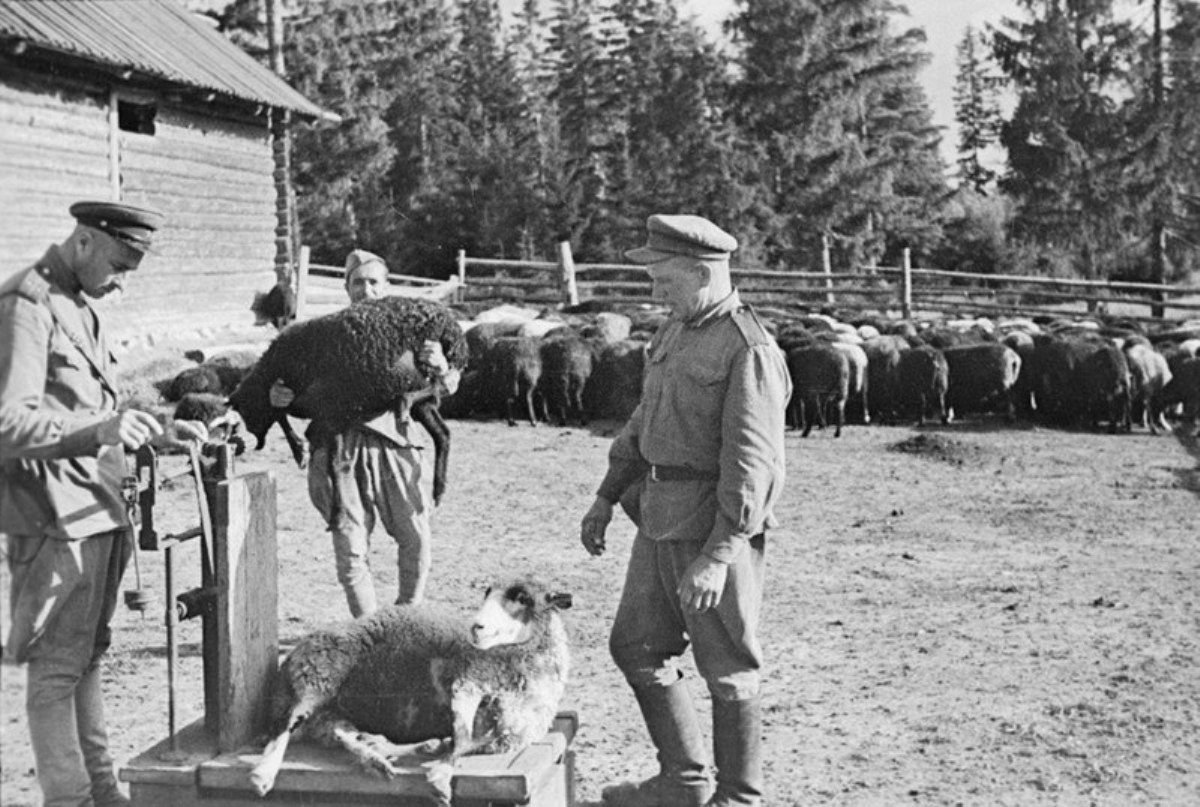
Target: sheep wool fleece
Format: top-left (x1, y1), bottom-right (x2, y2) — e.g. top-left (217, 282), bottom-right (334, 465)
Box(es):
top-left (307, 413), bottom-right (433, 617)
top-left (0, 250), bottom-right (133, 806)
top-left (596, 289), bottom-right (791, 699)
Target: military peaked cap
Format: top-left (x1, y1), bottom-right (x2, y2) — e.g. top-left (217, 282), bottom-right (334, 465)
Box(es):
top-left (70, 201), bottom-right (164, 254)
top-left (625, 214), bottom-right (738, 264)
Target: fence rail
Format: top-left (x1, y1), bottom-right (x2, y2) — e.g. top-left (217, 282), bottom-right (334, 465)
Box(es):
top-left (453, 242), bottom-right (1200, 326)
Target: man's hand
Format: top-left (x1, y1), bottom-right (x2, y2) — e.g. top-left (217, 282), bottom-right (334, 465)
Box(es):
top-left (97, 410), bottom-right (164, 451)
top-left (420, 340), bottom-right (461, 396)
top-left (164, 419), bottom-right (209, 446)
top-left (678, 554), bottom-right (729, 614)
top-left (269, 379), bottom-right (295, 408)
top-left (419, 340), bottom-right (450, 375)
top-left (580, 497), bottom-right (614, 556)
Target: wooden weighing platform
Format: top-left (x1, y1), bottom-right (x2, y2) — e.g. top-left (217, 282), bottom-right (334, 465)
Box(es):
top-left (118, 451), bottom-right (577, 806)
top-left (121, 712), bottom-right (577, 806)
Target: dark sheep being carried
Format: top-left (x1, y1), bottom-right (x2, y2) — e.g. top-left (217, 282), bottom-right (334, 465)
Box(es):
top-left (228, 296), bottom-right (469, 503)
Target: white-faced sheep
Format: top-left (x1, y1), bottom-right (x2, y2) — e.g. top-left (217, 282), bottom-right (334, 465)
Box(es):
top-left (249, 579), bottom-right (572, 803)
top-left (227, 296), bottom-right (468, 503)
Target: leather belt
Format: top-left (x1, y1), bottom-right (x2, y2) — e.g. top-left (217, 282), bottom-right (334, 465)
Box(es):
top-left (649, 464), bottom-right (719, 482)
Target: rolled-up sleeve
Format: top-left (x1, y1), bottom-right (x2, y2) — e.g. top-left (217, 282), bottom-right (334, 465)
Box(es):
top-left (703, 343), bottom-right (791, 562)
top-left (0, 295), bottom-right (106, 460)
top-left (596, 401), bottom-right (651, 503)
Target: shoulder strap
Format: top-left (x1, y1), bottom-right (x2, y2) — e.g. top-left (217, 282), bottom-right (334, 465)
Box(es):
top-left (731, 305), bottom-right (774, 348)
top-left (0, 266), bottom-right (50, 304)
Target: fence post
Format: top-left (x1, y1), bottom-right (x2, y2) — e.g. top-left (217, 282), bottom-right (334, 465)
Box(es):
top-left (456, 249), bottom-right (467, 303)
top-left (295, 245), bottom-right (310, 321)
top-left (901, 247), bottom-right (912, 321)
top-left (822, 233), bottom-right (834, 305)
top-left (558, 241), bottom-right (579, 306)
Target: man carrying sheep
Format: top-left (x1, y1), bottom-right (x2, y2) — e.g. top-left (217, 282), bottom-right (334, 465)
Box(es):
top-left (0, 201), bottom-right (208, 806)
top-left (580, 215), bottom-right (791, 807)
top-left (268, 249), bottom-right (459, 617)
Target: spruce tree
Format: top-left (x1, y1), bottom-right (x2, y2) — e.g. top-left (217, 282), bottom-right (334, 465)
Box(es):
top-left (953, 24), bottom-right (1004, 193)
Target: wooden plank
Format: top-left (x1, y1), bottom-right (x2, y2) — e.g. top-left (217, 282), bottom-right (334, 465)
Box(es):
top-left (212, 471), bottom-right (279, 754)
top-left (120, 718), bottom-right (217, 787)
top-left (199, 724), bottom-right (571, 802)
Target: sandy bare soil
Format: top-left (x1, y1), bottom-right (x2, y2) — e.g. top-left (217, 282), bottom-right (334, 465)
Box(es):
top-left (4, 411), bottom-right (1200, 806)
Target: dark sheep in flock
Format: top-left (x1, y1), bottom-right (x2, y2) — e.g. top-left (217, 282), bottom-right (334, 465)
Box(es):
top-left (173, 392), bottom-right (227, 424)
top-left (584, 339), bottom-right (647, 421)
top-left (163, 356), bottom-right (255, 403)
top-left (1028, 335), bottom-right (1098, 425)
top-left (942, 342), bottom-right (1022, 421)
top-left (484, 336), bottom-right (546, 426)
top-left (895, 345), bottom-right (949, 426)
top-left (249, 578), bottom-right (572, 803)
top-left (786, 342), bottom-right (850, 437)
top-left (251, 282), bottom-right (297, 328)
top-left (539, 334), bottom-right (597, 427)
top-left (227, 297), bottom-right (468, 504)
top-left (1162, 355), bottom-right (1200, 432)
top-left (1082, 342), bottom-right (1132, 433)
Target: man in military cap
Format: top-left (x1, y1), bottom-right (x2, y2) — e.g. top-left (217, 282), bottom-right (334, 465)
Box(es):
top-left (580, 215), bottom-right (791, 807)
top-left (1, 200), bottom-right (207, 806)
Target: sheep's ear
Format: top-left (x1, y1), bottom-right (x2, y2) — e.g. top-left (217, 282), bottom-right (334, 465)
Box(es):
top-left (546, 592), bottom-right (573, 610)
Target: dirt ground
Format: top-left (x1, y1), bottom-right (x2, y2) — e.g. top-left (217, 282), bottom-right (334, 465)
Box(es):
top-left (3, 410), bottom-right (1200, 806)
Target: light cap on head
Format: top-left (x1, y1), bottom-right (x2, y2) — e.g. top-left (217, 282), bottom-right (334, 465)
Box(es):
top-left (345, 249), bottom-right (387, 276)
top-left (69, 200), bottom-right (163, 255)
top-left (625, 214), bottom-right (738, 264)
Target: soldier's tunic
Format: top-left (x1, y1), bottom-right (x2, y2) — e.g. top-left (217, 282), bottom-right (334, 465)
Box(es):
top-left (0, 246), bottom-right (131, 665)
top-left (596, 290), bottom-right (791, 700)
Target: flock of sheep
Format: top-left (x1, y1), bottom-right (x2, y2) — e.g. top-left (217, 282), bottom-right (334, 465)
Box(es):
top-left (438, 303), bottom-right (1200, 440)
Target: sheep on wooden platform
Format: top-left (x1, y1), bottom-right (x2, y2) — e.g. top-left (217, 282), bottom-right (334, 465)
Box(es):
top-left (248, 578), bottom-right (572, 803)
top-left (227, 296), bottom-right (468, 503)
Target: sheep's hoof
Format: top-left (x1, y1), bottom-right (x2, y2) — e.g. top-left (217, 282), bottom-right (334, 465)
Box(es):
top-left (416, 737), bottom-right (452, 757)
top-left (248, 768), bottom-right (275, 798)
top-left (423, 760), bottom-right (455, 805)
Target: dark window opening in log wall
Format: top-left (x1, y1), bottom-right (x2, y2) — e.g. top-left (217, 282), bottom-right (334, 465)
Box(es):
top-left (118, 100), bottom-right (156, 135)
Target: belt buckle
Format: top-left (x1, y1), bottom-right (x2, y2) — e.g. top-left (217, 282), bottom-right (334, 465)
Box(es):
top-left (649, 465), bottom-right (659, 482)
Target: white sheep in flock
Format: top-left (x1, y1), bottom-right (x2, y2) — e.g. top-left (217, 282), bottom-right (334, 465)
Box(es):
top-left (249, 579), bottom-right (572, 802)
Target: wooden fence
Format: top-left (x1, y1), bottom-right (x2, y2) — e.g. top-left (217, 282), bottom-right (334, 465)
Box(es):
top-left (454, 242), bottom-right (1200, 327)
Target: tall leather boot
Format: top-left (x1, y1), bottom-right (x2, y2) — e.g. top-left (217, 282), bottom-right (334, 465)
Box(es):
top-left (77, 665), bottom-right (130, 806)
top-left (602, 682), bottom-right (713, 807)
top-left (706, 696), bottom-right (763, 807)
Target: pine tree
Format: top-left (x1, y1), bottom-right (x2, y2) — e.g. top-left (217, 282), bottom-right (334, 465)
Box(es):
top-left (953, 25), bottom-right (1004, 193)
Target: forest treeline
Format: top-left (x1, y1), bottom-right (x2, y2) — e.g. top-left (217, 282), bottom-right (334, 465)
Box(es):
top-left (210, 0), bottom-right (1200, 287)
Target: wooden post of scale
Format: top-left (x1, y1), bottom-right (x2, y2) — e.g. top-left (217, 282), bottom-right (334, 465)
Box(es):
top-left (558, 241), bottom-right (579, 306)
top-left (209, 468), bottom-right (278, 753)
